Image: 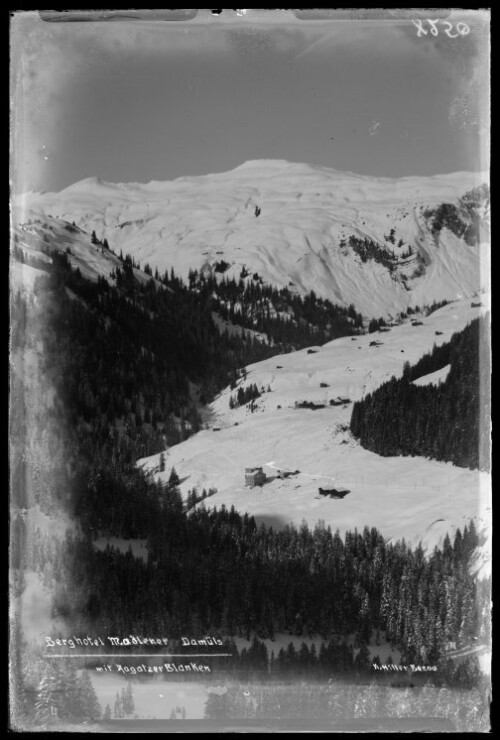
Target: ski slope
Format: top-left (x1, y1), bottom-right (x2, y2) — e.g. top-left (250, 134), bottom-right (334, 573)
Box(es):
top-left (139, 299), bottom-right (491, 575)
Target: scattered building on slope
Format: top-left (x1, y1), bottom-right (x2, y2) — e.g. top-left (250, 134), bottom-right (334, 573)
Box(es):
top-left (245, 467), bottom-right (267, 488)
top-left (318, 487), bottom-right (350, 499)
top-left (276, 469), bottom-right (300, 479)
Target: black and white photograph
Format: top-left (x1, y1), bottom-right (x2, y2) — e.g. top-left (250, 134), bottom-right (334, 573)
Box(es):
top-left (9, 9), bottom-right (491, 732)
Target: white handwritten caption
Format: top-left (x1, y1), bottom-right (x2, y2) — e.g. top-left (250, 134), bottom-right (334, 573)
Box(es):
top-left (412, 19), bottom-right (470, 38)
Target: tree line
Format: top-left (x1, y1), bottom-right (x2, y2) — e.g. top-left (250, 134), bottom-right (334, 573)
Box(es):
top-left (350, 316), bottom-right (490, 470)
top-left (9, 244), bottom-right (366, 534)
top-left (12, 657), bottom-right (103, 728)
top-left (203, 679), bottom-right (489, 730)
top-left (229, 383), bottom-right (263, 409)
top-left (187, 268), bottom-right (364, 347)
top-left (17, 509), bottom-right (490, 670)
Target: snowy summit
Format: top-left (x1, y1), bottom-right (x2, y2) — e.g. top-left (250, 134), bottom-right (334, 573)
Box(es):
top-left (17, 159), bottom-right (489, 317)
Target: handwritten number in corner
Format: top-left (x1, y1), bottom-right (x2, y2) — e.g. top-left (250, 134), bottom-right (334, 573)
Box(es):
top-left (412, 20), bottom-right (428, 37)
top-left (412, 19), bottom-right (470, 38)
top-left (427, 19), bottom-right (440, 37)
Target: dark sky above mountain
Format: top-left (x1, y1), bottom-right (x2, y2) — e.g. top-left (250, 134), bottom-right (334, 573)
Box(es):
top-left (11, 9), bottom-right (489, 193)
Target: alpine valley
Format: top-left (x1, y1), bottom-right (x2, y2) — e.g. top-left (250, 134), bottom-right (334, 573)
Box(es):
top-left (10, 161), bottom-right (491, 725)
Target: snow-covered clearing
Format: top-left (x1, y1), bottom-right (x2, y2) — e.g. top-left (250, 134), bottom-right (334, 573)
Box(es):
top-left (412, 365), bottom-right (451, 387)
top-left (139, 299), bottom-right (490, 574)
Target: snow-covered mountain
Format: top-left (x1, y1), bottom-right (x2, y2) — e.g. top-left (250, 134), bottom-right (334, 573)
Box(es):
top-left (11, 218), bottom-right (165, 290)
top-left (11, 161), bottom-right (491, 574)
top-left (16, 160), bottom-right (490, 317)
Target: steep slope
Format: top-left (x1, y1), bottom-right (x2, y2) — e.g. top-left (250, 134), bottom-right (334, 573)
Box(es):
top-left (16, 160), bottom-right (489, 316)
top-left (138, 298), bottom-right (491, 574)
top-left (11, 218), bottom-right (162, 288)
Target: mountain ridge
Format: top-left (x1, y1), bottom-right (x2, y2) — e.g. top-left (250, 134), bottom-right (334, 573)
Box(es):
top-left (16, 160), bottom-right (489, 317)
top-left (23, 159), bottom-right (490, 195)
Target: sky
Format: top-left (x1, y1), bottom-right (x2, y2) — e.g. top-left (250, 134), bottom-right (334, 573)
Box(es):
top-left (11, 9), bottom-right (490, 193)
